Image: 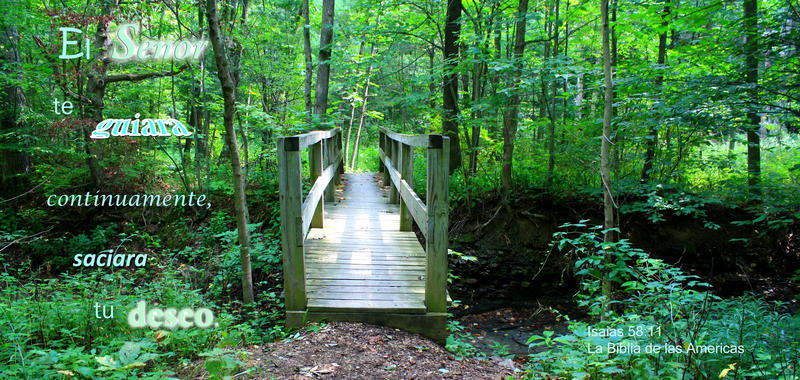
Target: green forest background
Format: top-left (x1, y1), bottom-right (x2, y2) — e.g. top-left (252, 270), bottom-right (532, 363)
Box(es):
top-left (0, 0), bottom-right (799, 377)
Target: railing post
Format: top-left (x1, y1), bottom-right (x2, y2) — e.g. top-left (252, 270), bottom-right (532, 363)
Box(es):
top-left (324, 136), bottom-right (335, 202)
top-left (278, 136), bottom-right (306, 324)
top-left (378, 131), bottom-right (386, 176)
top-left (399, 143), bottom-right (414, 231)
top-left (337, 131), bottom-right (344, 179)
top-left (310, 140), bottom-right (324, 228)
top-left (389, 139), bottom-right (400, 204)
top-left (425, 135), bottom-right (449, 313)
top-left (382, 134), bottom-right (391, 186)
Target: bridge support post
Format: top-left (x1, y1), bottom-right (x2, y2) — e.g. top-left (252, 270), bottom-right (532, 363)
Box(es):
top-left (399, 143), bottom-right (414, 231)
top-left (323, 138), bottom-right (335, 202)
top-left (278, 136), bottom-right (306, 326)
top-left (336, 132), bottom-right (344, 184)
top-left (378, 131), bottom-right (386, 177)
top-left (382, 133), bottom-right (391, 186)
top-left (310, 141), bottom-right (324, 228)
top-left (425, 135), bottom-right (449, 314)
top-left (389, 140), bottom-right (400, 204)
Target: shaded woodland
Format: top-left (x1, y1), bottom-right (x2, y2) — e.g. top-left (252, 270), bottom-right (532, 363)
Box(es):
top-left (1, 0), bottom-right (799, 377)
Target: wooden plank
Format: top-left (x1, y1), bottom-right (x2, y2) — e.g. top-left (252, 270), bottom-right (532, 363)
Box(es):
top-left (304, 244), bottom-right (423, 251)
top-left (305, 256), bottom-right (425, 263)
top-left (306, 261), bottom-right (425, 267)
top-left (306, 278), bottom-right (424, 287)
top-left (295, 128), bottom-right (341, 149)
top-left (305, 259), bottom-right (426, 266)
top-left (305, 240), bottom-right (424, 249)
top-left (306, 286), bottom-right (425, 294)
top-left (278, 137), bottom-right (306, 313)
top-left (305, 271), bottom-right (423, 280)
top-left (304, 243), bottom-right (423, 251)
top-left (307, 292), bottom-right (425, 302)
top-left (306, 248), bottom-right (424, 254)
top-left (305, 231), bottom-right (418, 239)
top-left (379, 127), bottom-right (429, 148)
top-left (305, 256), bottom-right (425, 264)
top-left (306, 266), bottom-right (426, 273)
top-left (307, 299), bottom-right (426, 313)
top-left (306, 236), bottom-right (421, 244)
top-left (425, 135), bottom-right (449, 313)
top-left (307, 286), bottom-right (426, 294)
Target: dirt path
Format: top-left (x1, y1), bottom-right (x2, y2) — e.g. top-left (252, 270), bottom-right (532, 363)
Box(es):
top-left (186, 322), bottom-right (517, 379)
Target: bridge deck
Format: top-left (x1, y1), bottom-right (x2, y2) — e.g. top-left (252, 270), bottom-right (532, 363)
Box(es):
top-left (304, 173), bottom-right (427, 313)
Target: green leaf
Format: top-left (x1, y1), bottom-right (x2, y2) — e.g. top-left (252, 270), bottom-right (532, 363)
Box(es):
top-left (206, 358), bottom-right (224, 375)
top-left (118, 342), bottom-right (141, 366)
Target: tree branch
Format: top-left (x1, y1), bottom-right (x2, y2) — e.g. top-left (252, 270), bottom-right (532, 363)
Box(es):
top-left (105, 66), bottom-right (187, 83)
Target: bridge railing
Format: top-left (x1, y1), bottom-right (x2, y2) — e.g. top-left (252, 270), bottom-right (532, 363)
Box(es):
top-left (378, 127), bottom-right (450, 313)
top-left (277, 128), bottom-right (344, 312)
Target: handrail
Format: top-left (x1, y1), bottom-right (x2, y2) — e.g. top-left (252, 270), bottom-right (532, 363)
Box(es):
top-left (277, 128), bottom-right (343, 311)
top-left (378, 127), bottom-right (450, 313)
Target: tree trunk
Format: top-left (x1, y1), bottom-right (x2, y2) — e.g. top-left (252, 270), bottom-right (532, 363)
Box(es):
top-left (547, 0), bottom-right (560, 184)
top-left (744, 0), bottom-right (760, 194)
top-left (345, 42), bottom-right (366, 167)
top-left (0, 24), bottom-right (31, 187)
top-left (82, 1), bottom-right (120, 187)
top-left (601, 0), bottom-right (617, 318)
top-left (351, 40), bottom-right (378, 169)
top-left (501, 0), bottom-right (529, 192)
top-left (207, 0), bottom-right (255, 304)
top-left (313, 0), bottom-right (336, 124)
top-left (302, 0), bottom-right (313, 122)
top-left (442, 0), bottom-right (463, 173)
top-left (640, 1), bottom-right (670, 182)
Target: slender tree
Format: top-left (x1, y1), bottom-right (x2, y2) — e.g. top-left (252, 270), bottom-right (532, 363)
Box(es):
top-left (641, 1), bottom-right (671, 182)
top-left (743, 0), bottom-right (760, 194)
top-left (501, 0), bottom-right (529, 192)
top-left (601, 0), bottom-right (616, 317)
top-left (344, 41), bottom-right (366, 166)
top-left (351, 20), bottom-right (380, 169)
top-left (302, 0), bottom-right (313, 121)
top-left (442, 0), bottom-right (463, 173)
top-left (207, 0), bottom-right (255, 304)
top-left (313, 0), bottom-right (336, 123)
top-left (0, 24), bottom-right (30, 187)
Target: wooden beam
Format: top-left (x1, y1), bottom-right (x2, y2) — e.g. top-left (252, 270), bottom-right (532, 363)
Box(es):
top-left (324, 138), bottom-right (335, 202)
top-left (399, 143), bottom-right (414, 231)
top-left (301, 161), bottom-right (339, 239)
top-left (379, 150), bottom-right (428, 237)
top-left (278, 137), bottom-right (306, 314)
top-left (294, 128), bottom-right (341, 150)
top-left (390, 140), bottom-right (400, 204)
top-left (310, 141), bottom-right (324, 228)
top-left (379, 127), bottom-right (430, 148)
top-left (425, 135), bottom-right (449, 313)
top-left (382, 137), bottom-right (391, 186)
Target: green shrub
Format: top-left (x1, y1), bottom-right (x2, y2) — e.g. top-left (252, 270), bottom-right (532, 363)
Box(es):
top-left (523, 223), bottom-right (800, 379)
top-left (0, 265), bottom-right (249, 378)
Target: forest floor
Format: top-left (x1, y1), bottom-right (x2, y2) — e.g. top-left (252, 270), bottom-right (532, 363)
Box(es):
top-left (182, 322), bottom-right (517, 379)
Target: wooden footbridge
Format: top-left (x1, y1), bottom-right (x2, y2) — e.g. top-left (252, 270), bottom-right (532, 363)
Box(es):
top-left (277, 127), bottom-right (450, 342)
